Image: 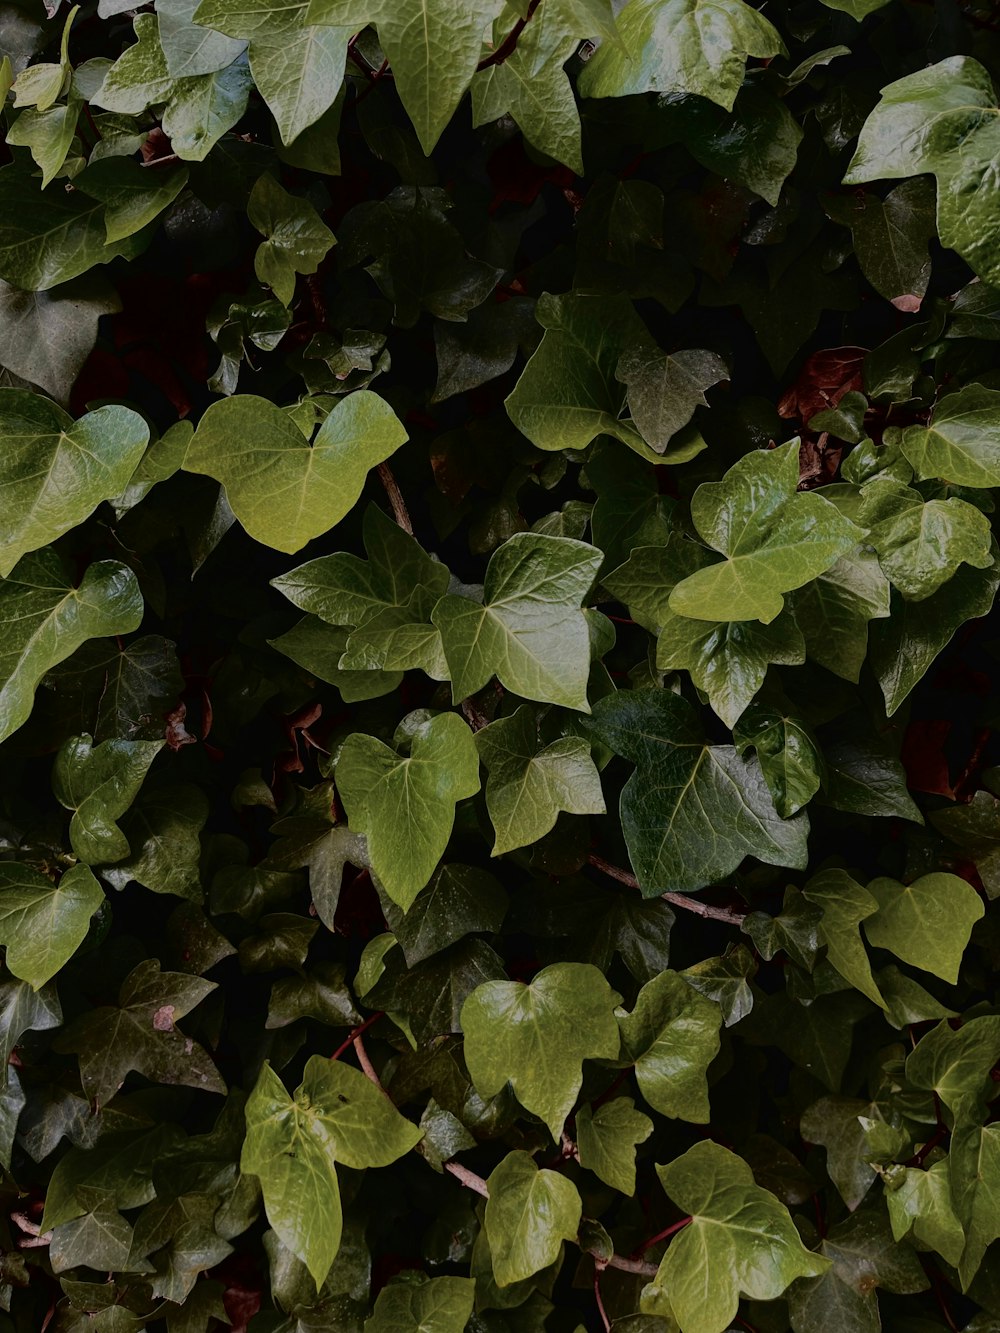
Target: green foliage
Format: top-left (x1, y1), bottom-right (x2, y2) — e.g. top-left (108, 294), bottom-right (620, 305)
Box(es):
top-left (2, 1), bottom-right (1000, 1330)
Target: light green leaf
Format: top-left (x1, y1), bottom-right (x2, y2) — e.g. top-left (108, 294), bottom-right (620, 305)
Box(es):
top-left (184, 391), bottom-right (407, 553)
top-left (586, 689), bottom-right (809, 896)
top-left (653, 1141), bottom-right (829, 1333)
top-left (158, 56), bottom-right (253, 161)
top-left (6, 98), bottom-right (81, 188)
top-left (788, 544), bottom-right (891, 682)
top-left (505, 291), bottom-right (650, 455)
top-left (657, 607), bottom-right (806, 729)
top-left (579, 0), bottom-right (785, 111)
top-left (885, 1161), bottom-right (964, 1269)
top-left (432, 532), bottom-right (602, 712)
top-left (53, 734), bottom-right (164, 865)
top-left (733, 704), bottom-right (823, 818)
top-left (365, 1275), bottom-right (475, 1333)
top-left (248, 172), bottom-right (335, 307)
top-left (669, 442), bottom-right (863, 624)
top-left (863, 872), bottom-right (985, 984)
top-left (336, 711), bottom-right (480, 908)
top-left (575, 1097), bottom-right (652, 1196)
top-left (906, 1015), bottom-right (1000, 1116)
top-left (483, 1150), bottom-right (582, 1286)
top-left (461, 961), bottom-right (621, 1139)
top-left (899, 384), bottom-right (1000, 489)
top-left (158, 0), bottom-right (248, 77)
top-left (0, 551), bottom-right (143, 746)
top-left (0, 391), bottom-right (149, 575)
top-left (860, 479), bottom-right (993, 599)
top-left (801, 869), bottom-right (884, 1008)
top-left (844, 57), bottom-right (1000, 287)
top-left (304, 0), bottom-right (505, 153)
top-left (92, 13), bottom-right (175, 112)
top-left (618, 970), bottom-right (722, 1122)
top-left (74, 158), bottom-right (190, 244)
top-left (949, 1122), bottom-right (1000, 1286)
top-left (242, 1056), bottom-right (422, 1288)
top-left (270, 616), bottom-right (403, 701)
top-left (476, 705), bottom-right (605, 855)
top-left (0, 863), bottom-right (103, 989)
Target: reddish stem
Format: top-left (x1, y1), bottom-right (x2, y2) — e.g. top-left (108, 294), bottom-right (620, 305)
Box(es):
top-left (476, 0), bottom-right (542, 71)
top-left (633, 1215), bottom-right (692, 1256)
top-left (330, 1011), bottom-right (382, 1061)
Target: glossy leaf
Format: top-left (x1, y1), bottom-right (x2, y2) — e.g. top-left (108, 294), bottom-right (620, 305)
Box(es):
top-left (0, 863), bottom-right (103, 989)
top-left (483, 1150), bottom-right (582, 1286)
top-left (53, 733), bottom-right (163, 864)
top-left (618, 970), bottom-right (722, 1121)
top-left (863, 872), bottom-right (985, 984)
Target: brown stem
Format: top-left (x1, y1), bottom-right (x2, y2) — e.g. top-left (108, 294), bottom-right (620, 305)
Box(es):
top-left (377, 462), bottom-right (413, 534)
top-left (352, 1032), bottom-right (384, 1090)
top-left (594, 1270), bottom-right (611, 1333)
top-left (476, 0), bottom-right (543, 71)
top-left (587, 853), bottom-right (747, 925)
top-left (444, 1161), bottom-right (490, 1196)
top-left (605, 1253), bottom-right (659, 1277)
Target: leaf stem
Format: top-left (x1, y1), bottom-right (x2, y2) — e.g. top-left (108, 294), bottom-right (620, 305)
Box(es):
top-left (377, 462), bottom-right (413, 534)
top-left (444, 1161), bottom-right (490, 1196)
top-left (587, 853), bottom-right (748, 924)
top-left (330, 1011), bottom-right (383, 1061)
top-left (633, 1215), bottom-right (691, 1255)
top-left (476, 0), bottom-right (543, 71)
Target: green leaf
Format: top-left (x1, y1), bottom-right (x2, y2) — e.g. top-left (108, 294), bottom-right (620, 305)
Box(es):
top-left (158, 0), bottom-right (248, 77)
top-left (788, 544), bottom-right (891, 683)
top-left (669, 442), bottom-right (863, 624)
top-left (617, 333), bottom-right (727, 454)
top-left (432, 533), bottom-right (602, 712)
top-left (271, 616), bottom-right (403, 700)
top-left (575, 1096), bottom-right (652, 1196)
top-left (0, 391), bottom-right (149, 576)
top-left (825, 179), bottom-right (936, 310)
top-left (885, 1161), bottom-right (964, 1269)
top-left (483, 1149), bottom-right (582, 1286)
top-left (505, 292), bottom-right (650, 455)
top-left (382, 864), bottom-right (507, 967)
top-left (0, 274), bottom-right (120, 405)
top-left (586, 689), bottom-right (809, 895)
top-left (461, 961), bottom-right (621, 1139)
top-left (863, 872), bottom-right (985, 984)
top-left (273, 503), bottom-right (450, 680)
top-left (0, 862), bottom-right (103, 989)
top-left (844, 57), bottom-right (1000, 287)
top-left (100, 784), bottom-right (209, 899)
top-left (618, 970), bottom-right (722, 1122)
top-left (949, 1122), bottom-right (1000, 1286)
top-left (0, 976), bottom-right (61, 1087)
top-left (819, 0), bottom-right (890, 14)
top-left (365, 1275), bottom-right (475, 1333)
top-left (899, 384), bottom-right (1000, 489)
top-left (800, 1097), bottom-right (881, 1213)
top-left (248, 172), bottom-right (335, 308)
top-left (242, 1055), bottom-right (422, 1287)
top-left (92, 14), bottom-right (174, 112)
top-left (53, 733), bottom-right (164, 864)
top-left (0, 551), bottom-right (143, 746)
top-left (906, 1015), bottom-right (1000, 1116)
top-left (801, 870), bottom-right (884, 1009)
top-left (860, 480), bottom-right (993, 599)
top-left (160, 57), bottom-right (253, 161)
top-left (476, 704), bottom-right (605, 855)
top-left (304, 0), bottom-right (505, 153)
top-left (184, 391), bottom-right (408, 553)
top-left (652, 1141), bottom-right (829, 1333)
top-left (55, 959), bottom-right (225, 1105)
top-left (579, 0), bottom-right (785, 111)
top-left (336, 711), bottom-right (480, 908)
top-left (870, 548), bottom-right (1000, 714)
top-left (734, 705), bottom-right (823, 818)
top-left (74, 158), bottom-right (190, 244)
top-left (6, 98), bottom-right (81, 188)
top-left (932, 790), bottom-right (1000, 898)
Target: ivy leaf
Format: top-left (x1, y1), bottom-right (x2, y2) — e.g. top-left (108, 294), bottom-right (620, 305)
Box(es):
top-left (860, 480), bottom-right (993, 598)
top-left (184, 392), bottom-right (408, 553)
top-left (432, 533), bottom-right (602, 712)
top-left (505, 292), bottom-right (649, 456)
top-left (336, 711), bottom-right (480, 909)
top-left (483, 1150), bottom-right (582, 1286)
top-left (586, 689), bottom-right (809, 896)
top-left (734, 705), bottom-right (823, 818)
top-left (906, 1015), bottom-right (1000, 1116)
top-left (844, 57), bottom-right (1000, 286)
top-left (870, 548), bottom-right (1000, 715)
top-left (618, 970), bottom-right (722, 1122)
top-left (381, 864), bottom-right (507, 967)
top-left (248, 173), bottom-right (336, 309)
top-left (52, 734), bottom-right (164, 865)
top-left (49, 1196), bottom-right (137, 1275)
top-left (932, 790), bottom-right (1000, 898)
top-left (863, 872), bottom-right (985, 984)
top-left (242, 1056), bottom-right (422, 1288)
top-left (885, 1161), bottom-right (964, 1269)
top-left (788, 544), bottom-right (891, 683)
top-left (825, 179), bottom-right (936, 310)
top-left (898, 384), bottom-right (1000, 489)
top-left (0, 976), bottom-right (61, 1087)
top-left (800, 1096), bottom-right (882, 1213)
top-left (158, 0), bottom-right (247, 77)
top-left (949, 1122), bottom-right (1000, 1286)
top-left (461, 961), bottom-right (621, 1139)
top-left (476, 705), bottom-right (605, 855)
top-left (0, 863), bottom-right (103, 989)
top-left (801, 869), bottom-right (885, 1009)
top-left (304, 0), bottom-right (505, 154)
top-left (101, 784), bottom-right (209, 900)
top-left (273, 504), bottom-right (450, 680)
top-left (669, 442), bottom-right (863, 624)
top-left (653, 1141), bottom-right (830, 1333)
top-left (92, 14), bottom-right (174, 111)
top-left (579, 0), bottom-right (785, 111)
top-left (365, 1275), bottom-right (475, 1333)
top-left (55, 959), bottom-right (225, 1105)
top-left (575, 1097), bottom-right (652, 1196)
top-left (5, 98), bottom-right (79, 190)
top-left (0, 275), bottom-right (120, 406)
top-left (617, 335), bottom-right (727, 454)
top-left (74, 158), bottom-right (190, 244)
top-left (0, 392), bottom-right (149, 577)
top-left (270, 617), bottom-right (403, 701)
top-left (0, 551), bottom-right (144, 746)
